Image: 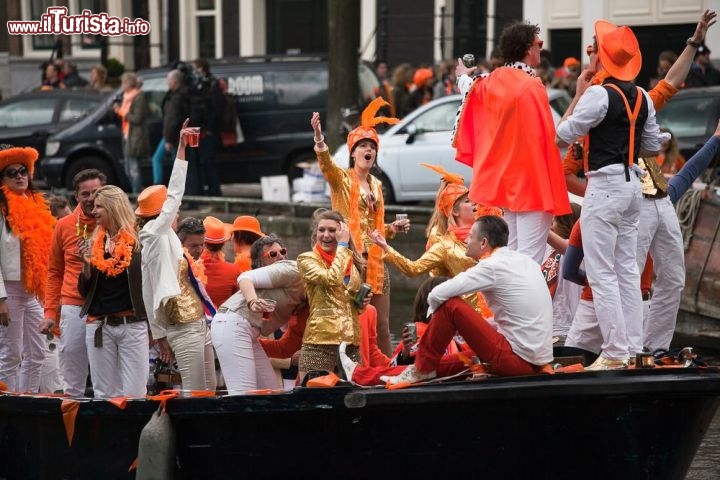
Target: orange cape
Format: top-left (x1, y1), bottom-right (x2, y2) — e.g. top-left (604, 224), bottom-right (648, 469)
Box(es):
top-left (454, 68), bottom-right (571, 216)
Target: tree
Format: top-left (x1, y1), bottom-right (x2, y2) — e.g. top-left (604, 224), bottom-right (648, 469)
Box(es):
top-left (326, 0), bottom-right (360, 152)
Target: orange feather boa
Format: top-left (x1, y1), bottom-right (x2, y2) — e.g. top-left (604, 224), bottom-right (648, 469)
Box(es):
top-left (1, 186), bottom-right (56, 300)
top-left (348, 169), bottom-right (384, 294)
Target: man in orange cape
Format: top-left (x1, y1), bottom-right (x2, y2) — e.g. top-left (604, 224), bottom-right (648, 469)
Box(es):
top-left (454, 21), bottom-right (570, 264)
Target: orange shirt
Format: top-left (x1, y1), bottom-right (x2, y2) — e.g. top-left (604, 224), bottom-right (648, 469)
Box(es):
top-left (200, 250), bottom-right (240, 308)
top-left (44, 206), bottom-right (97, 321)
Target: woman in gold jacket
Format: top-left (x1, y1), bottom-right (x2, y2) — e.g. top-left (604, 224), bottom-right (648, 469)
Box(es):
top-left (296, 210), bottom-right (370, 381)
top-left (310, 99), bottom-right (408, 356)
top-left (369, 165), bottom-right (500, 319)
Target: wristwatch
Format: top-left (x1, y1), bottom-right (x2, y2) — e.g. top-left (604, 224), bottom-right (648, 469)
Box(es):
top-left (687, 38), bottom-right (701, 48)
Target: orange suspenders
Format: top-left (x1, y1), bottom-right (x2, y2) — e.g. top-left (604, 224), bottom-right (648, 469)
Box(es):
top-left (584, 83), bottom-right (643, 179)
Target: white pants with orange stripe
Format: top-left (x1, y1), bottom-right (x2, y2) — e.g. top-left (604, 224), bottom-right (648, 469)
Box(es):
top-left (636, 196), bottom-right (685, 352)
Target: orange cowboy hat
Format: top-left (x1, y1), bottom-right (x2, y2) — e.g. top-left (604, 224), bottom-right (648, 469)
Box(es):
top-left (0, 145), bottom-right (39, 178)
top-left (203, 216), bottom-right (231, 244)
top-left (594, 20), bottom-right (642, 81)
top-left (346, 97), bottom-right (400, 153)
top-left (135, 184), bottom-right (167, 217)
top-left (230, 215), bottom-right (265, 237)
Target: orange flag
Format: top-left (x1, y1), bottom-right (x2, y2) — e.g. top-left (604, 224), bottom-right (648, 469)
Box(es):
top-left (60, 399), bottom-right (80, 446)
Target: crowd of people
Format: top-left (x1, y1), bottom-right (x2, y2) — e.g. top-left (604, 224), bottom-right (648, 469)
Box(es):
top-left (0, 10), bottom-right (718, 397)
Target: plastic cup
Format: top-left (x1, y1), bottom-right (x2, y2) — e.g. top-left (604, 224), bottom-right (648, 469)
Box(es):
top-left (188, 131), bottom-right (200, 147)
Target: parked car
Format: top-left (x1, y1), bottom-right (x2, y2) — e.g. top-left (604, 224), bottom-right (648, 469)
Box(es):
top-left (0, 90), bottom-right (105, 169)
top-left (655, 86), bottom-right (720, 160)
top-left (333, 88), bottom-right (572, 204)
top-left (40, 55), bottom-right (381, 190)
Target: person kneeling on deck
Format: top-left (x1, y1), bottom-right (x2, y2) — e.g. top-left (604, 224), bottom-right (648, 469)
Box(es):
top-left (382, 216), bottom-right (553, 385)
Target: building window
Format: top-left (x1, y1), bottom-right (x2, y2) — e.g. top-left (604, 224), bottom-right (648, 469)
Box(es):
top-left (78, 0), bottom-right (107, 50)
top-left (195, 0), bottom-right (218, 58)
top-left (30, 0), bottom-right (59, 50)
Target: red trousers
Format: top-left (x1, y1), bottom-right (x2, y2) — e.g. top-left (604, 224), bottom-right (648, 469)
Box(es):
top-left (416, 297), bottom-right (541, 377)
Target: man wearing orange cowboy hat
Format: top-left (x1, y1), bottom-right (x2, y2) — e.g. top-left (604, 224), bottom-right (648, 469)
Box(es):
top-left (556, 21), bottom-right (663, 370)
top-left (453, 21), bottom-right (571, 265)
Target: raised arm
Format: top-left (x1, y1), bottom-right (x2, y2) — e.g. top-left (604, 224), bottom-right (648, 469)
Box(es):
top-left (665, 10), bottom-right (717, 88)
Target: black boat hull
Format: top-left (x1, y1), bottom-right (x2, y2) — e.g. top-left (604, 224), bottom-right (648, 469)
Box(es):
top-left (1, 368), bottom-right (719, 479)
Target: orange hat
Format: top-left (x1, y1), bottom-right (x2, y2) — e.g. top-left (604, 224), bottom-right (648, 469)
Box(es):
top-left (563, 57), bottom-right (580, 69)
top-left (413, 68), bottom-right (434, 89)
top-left (594, 20), bottom-right (641, 81)
top-left (230, 215), bottom-right (265, 237)
top-left (346, 97), bottom-right (399, 153)
top-left (203, 216), bottom-right (231, 244)
top-left (135, 184), bottom-right (167, 217)
top-left (419, 163), bottom-right (468, 217)
top-left (0, 145), bottom-right (39, 178)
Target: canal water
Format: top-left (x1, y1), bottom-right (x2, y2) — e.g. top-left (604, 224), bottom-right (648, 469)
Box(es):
top-left (388, 289), bottom-right (720, 478)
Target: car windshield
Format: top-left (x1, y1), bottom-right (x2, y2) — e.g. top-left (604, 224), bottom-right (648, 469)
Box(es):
top-left (656, 96), bottom-right (715, 138)
top-left (409, 100), bottom-right (461, 132)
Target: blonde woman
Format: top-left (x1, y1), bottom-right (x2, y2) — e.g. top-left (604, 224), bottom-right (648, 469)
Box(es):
top-left (78, 185), bottom-right (147, 398)
top-left (311, 99), bottom-right (407, 356)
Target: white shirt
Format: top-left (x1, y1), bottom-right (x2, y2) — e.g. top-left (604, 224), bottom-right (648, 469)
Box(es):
top-left (427, 247), bottom-right (554, 365)
top-left (556, 84), bottom-right (663, 166)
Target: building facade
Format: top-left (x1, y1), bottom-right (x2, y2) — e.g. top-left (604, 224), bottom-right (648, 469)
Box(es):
top-left (0, 0), bottom-right (718, 98)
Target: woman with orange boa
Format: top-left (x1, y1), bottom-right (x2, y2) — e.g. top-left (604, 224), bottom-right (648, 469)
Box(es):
top-left (0, 145), bottom-right (55, 393)
top-left (311, 100), bottom-right (408, 356)
top-left (77, 185), bottom-right (148, 398)
top-left (369, 165), bottom-right (500, 319)
top-left (296, 210), bottom-right (370, 382)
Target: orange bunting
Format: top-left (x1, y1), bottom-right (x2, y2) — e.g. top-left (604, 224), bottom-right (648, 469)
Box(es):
top-left (147, 390), bottom-right (180, 412)
top-left (128, 458), bottom-right (139, 472)
top-left (109, 397), bottom-right (128, 409)
top-left (61, 399), bottom-right (80, 447)
top-left (306, 372), bottom-right (340, 388)
top-left (385, 381), bottom-right (412, 390)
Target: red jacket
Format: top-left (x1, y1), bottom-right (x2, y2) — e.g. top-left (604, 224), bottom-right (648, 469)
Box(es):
top-left (201, 250), bottom-right (240, 308)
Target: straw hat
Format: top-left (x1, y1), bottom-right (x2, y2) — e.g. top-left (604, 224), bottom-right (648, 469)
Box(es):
top-left (203, 216), bottom-right (231, 244)
top-left (0, 145), bottom-right (39, 178)
top-left (230, 216), bottom-right (265, 237)
top-left (135, 185), bottom-right (167, 217)
top-left (594, 20), bottom-right (642, 81)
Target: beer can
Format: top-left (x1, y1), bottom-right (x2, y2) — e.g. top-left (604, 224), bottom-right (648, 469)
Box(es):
top-left (404, 322), bottom-right (417, 343)
top-left (354, 283), bottom-right (372, 306)
top-left (462, 53), bottom-right (475, 68)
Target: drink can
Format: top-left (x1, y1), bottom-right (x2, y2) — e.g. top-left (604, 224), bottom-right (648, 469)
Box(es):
top-left (462, 53), bottom-right (475, 68)
top-left (404, 322), bottom-right (417, 343)
top-left (354, 283), bottom-right (372, 306)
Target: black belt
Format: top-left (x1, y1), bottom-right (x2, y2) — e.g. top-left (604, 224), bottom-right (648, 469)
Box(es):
top-left (642, 291), bottom-right (652, 301)
top-left (643, 190), bottom-right (667, 199)
top-left (93, 314), bottom-right (144, 348)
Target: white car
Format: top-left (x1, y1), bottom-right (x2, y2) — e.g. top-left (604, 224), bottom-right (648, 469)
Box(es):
top-left (333, 89), bottom-right (571, 203)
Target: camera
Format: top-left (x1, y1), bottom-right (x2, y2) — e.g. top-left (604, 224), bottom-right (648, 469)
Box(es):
top-left (112, 91), bottom-right (123, 105)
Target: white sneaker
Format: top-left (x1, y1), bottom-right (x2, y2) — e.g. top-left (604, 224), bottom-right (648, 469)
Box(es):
top-left (585, 356), bottom-right (630, 371)
top-left (380, 365), bottom-right (437, 385)
top-left (337, 342), bottom-right (357, 381)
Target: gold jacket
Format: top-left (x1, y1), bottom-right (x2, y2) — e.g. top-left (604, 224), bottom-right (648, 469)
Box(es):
top-left (315, 148), bottom-right (394, 252)
top-left (385, 233), bottom-right (487, 315)
top-left (297, 247), bottom-right (363, 345)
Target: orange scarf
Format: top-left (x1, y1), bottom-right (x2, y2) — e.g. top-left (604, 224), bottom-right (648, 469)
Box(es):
top-left (347, 169), bottom-right (384, 294)
top-left (1, 186), bottom-right (56, 300)
top-left (448, 225), bottom-right (472, 243)
top-left (314, 243), bottom-right (352, 278)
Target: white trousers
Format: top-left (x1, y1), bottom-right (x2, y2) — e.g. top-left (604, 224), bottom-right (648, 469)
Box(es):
top-left (636, 196), bottom-right (685, 352)
top-left (581, 171), bottom-right (642, 359)
top-left (211, 311), bottom-right (278, 394)
top-left (39, 335), bottom-right (63, 393)
top-left (58, 304), bottom-right (89, 396)
top-left (505, 210), bottom-right (554, 264)
top-left (85, 320), bottom-right (149, 398)
top-left (567, 298), bottom-right (652, 355)
top-left (166, 320), bottom-right (216, 391)
top-left (0, 281), bottom-right (45, 393)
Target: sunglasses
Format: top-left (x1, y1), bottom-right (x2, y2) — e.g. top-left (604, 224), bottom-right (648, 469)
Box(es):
top-left (263, 248), bottom-right (287, 259)
top-left (2, 167), bottom-right (28, 179)
top-left (533, 39), bottom-right (544, 49)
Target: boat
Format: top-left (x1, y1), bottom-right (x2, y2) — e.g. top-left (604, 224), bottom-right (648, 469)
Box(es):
top-left (0, 367), bottom-right (719, 479)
